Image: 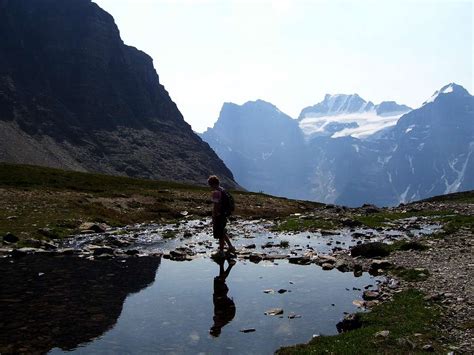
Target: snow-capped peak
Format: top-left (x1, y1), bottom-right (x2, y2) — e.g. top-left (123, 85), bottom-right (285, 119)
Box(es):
top-left (422, 83), bottom-right (468, 105)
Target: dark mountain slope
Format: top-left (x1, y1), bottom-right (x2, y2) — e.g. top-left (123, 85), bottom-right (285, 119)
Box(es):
top-left (0, 0), bottom-right (236, 186)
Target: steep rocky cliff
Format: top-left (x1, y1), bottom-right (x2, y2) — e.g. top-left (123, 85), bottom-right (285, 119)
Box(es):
top-left (0, 0), bottom-right (236, 187)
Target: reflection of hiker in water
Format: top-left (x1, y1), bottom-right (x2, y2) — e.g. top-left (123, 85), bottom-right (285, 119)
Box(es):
top-left (208, 175), bottom-right (235, 259)
top-left (210, 259), bottom-right (236, 337)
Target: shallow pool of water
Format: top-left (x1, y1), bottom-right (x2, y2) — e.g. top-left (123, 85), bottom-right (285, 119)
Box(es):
top-left (31, 257), bottom-right (381, 354)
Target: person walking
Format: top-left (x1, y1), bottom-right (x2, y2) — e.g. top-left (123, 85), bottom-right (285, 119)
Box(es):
top-left (208, 175), bottom-right (235, 259)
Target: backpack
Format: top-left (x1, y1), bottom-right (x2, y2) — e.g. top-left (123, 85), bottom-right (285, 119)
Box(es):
top-left (220, 188), bottom-right (235, 217)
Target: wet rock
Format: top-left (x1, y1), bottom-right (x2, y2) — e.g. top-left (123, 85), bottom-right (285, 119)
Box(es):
top-left (335, 259), bottom-right (355, 272)
top-left (41, 241), bottom-right (58, 250)
top-left (350, 242), bottom-right (390, 258)
top-left (264, 308), bottom-right (283, 316)
top-left (352, 232), bottom-right (367, 239)
top-left (336, 313), bottom-right (361, 333)
top-left (277, 289), bottom-right (287, 294)
top-left (321, 230), bottom-right (338, 236)
top-left (288, 256), bottom-right (311, 265)
top-left (288, 313), bottom-right (302, 319)
top-left (169, 250), bottom-right (188, 261)
top-left (263, 289), bottom-right (275, 294)
top-left (244, 244), bottom-right (256, 249)
top-left (3, 232), bottom-right (19, 243)
top-left (315, 255), bottom-right (336, 265)
top-left (322, 263), bottom-right (335, 270)
top-left (183, 230), bottom-right (192, 238)
top-left (362, 290), bottom-right (380, 300)
top-left (249, 254), bottom-right (263, 263)
top-left (240, 328), bottom-right (256, 333)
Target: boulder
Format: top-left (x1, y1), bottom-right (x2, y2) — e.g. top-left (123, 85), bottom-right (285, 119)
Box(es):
top-left (350, 242), bottom-right (390, 258)
top-left (362, 290), bottom-right (380, 300)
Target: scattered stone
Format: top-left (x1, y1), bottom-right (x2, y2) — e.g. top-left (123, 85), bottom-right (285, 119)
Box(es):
top-left (362, 290), bottom-right (380, 301)
top-left (370, 259), bottom-right (392, 271)
top-left (240, 328), bottom-right (256, 333)
top-left (288, 256), bottom-right (311, 265)
top-left (322, 263), bottom-right (335, 270)
top-left (288, 313), bottom-right (302, 319)
top-left (249, 254), bottom-right (263, 263)
top-left (335, 259), bottom-right (354, 272)
top-left (422, 344), bottom-right (434, 352)
top-left (375, 330), bottom-right (390, 338)
top-left (352, 300), bottom-right (365, 308)
top-left (264, 308), bottom-right (284, 316)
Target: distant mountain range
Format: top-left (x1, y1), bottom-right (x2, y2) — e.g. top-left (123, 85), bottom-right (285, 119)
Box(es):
top-left (201, 83), bottom-right (474, 206)
top-left (0, 0), bottom-right (237, 188)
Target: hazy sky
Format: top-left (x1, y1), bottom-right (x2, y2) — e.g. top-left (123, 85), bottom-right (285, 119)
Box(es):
top-left (94, 0), bottom-right (473, 132)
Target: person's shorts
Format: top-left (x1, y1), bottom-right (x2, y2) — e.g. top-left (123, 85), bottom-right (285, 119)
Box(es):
top-left (213, 216), bottom-right (227, 239)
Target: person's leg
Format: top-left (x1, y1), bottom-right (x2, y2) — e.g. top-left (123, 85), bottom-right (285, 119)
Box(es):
top-left (224, 233), bottom-right (235, 252)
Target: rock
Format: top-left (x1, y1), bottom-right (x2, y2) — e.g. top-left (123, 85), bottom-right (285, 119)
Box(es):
top-left (322, 263), bottom-right (335, 270)
top-left (249, 254), bottom-right (263, 263)
top-left (263, 289), bottom-right (275, 294)
top-left (277, 289), bottom-right (287, 294)
top-left (41, 241), bottom-right (58, 250)
top-left (3, 232), bottom-right (19, 243)
top-left (335, 259), bottom-right (354, 272)
top-left (183, 230), bottom-right (193, 238)
top-left (170, 250), bottom-right (188, 261)
top-left (321, 230), bottom-right (338, 236)
top-left (422, 344), bottom-right (434, 352)
top-left (352, 300), bottom-right (365, 308)
top-left (288, 313), bottom-right (302, 319)
top-left (244, 244), bottom-right (256, 249)
top-left (370, 259), bottom-right (392, 271)
top-left (240, 328), bottom-right (256, 333)
top-left (79, 222), bottom-right (108, 234)
top-left (264, 308), bottom-right (284, 316)
top-left (375, 330), bottom-right (390, 338)
top-left (362, 204), bottom-right (381, 214)
top-left (350, 242), bottom-right (390, 258)
top-left (362, 290), bottom-right (380, 300)
top-left (314, 255), bottom-right (337, 266)
top-left (288, 256), bottom-right (311, 265)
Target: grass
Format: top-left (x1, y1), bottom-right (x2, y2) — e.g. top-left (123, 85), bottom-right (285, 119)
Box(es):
top-left (273, 217), bottom-right (337, 232)
top-left (0, 163), bottom-right (321, 242)
top-left (354, 210), bottom-right (454, 228)
top-left (278, 289), bottom-right (443, 354)
top-left (391, 267), bottom-right (430, 282)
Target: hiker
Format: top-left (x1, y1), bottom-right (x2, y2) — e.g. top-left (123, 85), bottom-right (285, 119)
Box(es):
top-left (208, 175), bottom-right (235, 258)
top-left (210, 258), bottom-right (236, 337)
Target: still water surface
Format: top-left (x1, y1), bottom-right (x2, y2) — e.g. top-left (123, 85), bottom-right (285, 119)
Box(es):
top-left (44, 258), bottom-right (380, 354)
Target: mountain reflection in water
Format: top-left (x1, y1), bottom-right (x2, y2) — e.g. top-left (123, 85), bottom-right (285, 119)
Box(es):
top-left (0, 255), bottom-right (161, 354)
